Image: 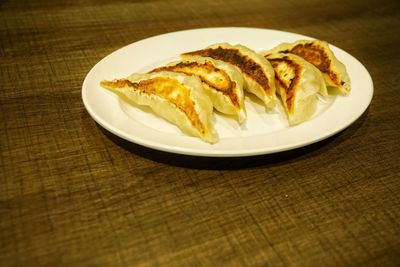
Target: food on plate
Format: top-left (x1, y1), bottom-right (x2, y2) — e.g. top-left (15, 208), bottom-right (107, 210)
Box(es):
top-left (150, 56), bottom-right (246, 123)
top-left (266, 53), bottom-right (327, 125)
top-left (263, 39), bottom-right (350, 95)
top-left (100, 71), bottom-right (218, 143)
top-left (100, 39), bottom-right (351, 144)
top-left (182, 43), bottom-right (276, 108)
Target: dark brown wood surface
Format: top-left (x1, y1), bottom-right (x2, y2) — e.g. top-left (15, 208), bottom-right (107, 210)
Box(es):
top-left (1, 0), bottom-right (399, 266)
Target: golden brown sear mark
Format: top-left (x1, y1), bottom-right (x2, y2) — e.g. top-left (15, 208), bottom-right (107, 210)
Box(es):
top-left (184, 47), bottom-right (271, 94)
top-left (100, 77), bottom-right (205, 134)
top-left (151, 61), bottom-right (239, 108)
top-left (101, 78), bottom-right (136, 89)
top-left (284, 43), bottom-right (339, 86)
top-left (268, 56), bottom-right (300, 112)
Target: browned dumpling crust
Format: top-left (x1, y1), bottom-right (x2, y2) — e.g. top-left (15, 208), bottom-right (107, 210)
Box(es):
top-left (101, 77), bottom-right (206, 134)
top-left (151, 61), bottom-right (240, 109)
top-left (100, 72), bottom-right (218, 144)
top-left (182, 43), bottom-right (276, 108)
top-left (184, 47), bottom-right (272, 96)
top-left (264, 40), bottom-right (350, 95)
top-left (266, 53), bottom-right (326, 125)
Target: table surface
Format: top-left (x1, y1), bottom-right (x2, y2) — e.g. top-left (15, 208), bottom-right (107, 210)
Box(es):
top-left (1, 0), bottom-right (399, 266)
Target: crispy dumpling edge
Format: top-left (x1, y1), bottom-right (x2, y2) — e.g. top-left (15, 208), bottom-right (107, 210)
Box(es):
top-left (101, 71), bottom-right (219, 144)
top-left (266, 52), bottom-right (327, 125)
top-left (183, 42), bottom-right (277, 109)
top-left (262, 39), bottom-right (350, 95)
top-left (162, 55), bottom-right (247, 123)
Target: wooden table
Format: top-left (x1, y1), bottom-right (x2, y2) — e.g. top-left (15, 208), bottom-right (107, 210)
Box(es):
top-left (1, 0), bottom-right (399, 266)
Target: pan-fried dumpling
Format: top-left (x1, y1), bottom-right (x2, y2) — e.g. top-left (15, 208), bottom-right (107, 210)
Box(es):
top-left (263, 39), bottom-right (350, 95)
top-left (100, 71), bottom-right (218, 143)
top-left (150, 56), bottom-right (246, 123)
top-left (182, 43), bottom-right (276, 108)
top-left (266, 53), bottom-right (326, 125)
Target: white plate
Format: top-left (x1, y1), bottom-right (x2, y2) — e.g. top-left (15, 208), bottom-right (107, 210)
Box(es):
top-left (82, 27), bottom-right (373, 157)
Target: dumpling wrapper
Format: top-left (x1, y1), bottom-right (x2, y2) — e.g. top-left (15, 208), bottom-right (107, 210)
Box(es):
top-left (263, 39), bottom-right (350, 95)
top-left (266, 53), bottom-right (326, 125)
top-left (100, 71), bottom-right (218, 144)
top-left (182, 43), bottom-right (276, 109)
top-left (150, 56), bottom-right (246, 123)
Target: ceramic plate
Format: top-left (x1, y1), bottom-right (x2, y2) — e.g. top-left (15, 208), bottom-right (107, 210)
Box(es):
top-left (82, 27), bottom-right (373, 157)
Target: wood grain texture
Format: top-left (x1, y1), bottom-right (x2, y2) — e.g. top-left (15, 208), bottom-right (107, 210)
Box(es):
top-left (1, 0), bottom-right (399, 266)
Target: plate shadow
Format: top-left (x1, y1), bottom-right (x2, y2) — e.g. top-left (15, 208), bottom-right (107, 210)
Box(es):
top-left (97, 109), bottom-right (369, 170)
